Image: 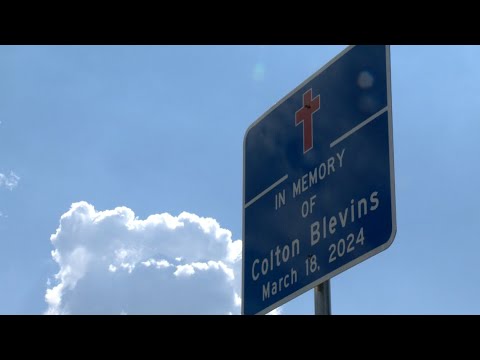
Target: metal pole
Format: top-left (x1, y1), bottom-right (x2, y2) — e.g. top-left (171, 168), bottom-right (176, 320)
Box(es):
top-left (314, 280), bottom-right (331, 315)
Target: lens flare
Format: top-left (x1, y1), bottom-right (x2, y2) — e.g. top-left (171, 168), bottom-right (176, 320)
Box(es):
top-left (253, 63), bottom-right (265, 82)
top-left (357, 70), bottom-right (374, 89)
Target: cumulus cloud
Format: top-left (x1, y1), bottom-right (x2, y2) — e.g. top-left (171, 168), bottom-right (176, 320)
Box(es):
top-left (266, 307), bottom-right (283, 315)
top-left (45, 201), bottom-right (243, 315)
top-left (0, 171), bottom-right (20, 190)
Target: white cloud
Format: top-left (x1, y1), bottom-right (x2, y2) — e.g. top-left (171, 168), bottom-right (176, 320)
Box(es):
top-left (0, 171), bottom-right (20, 190)
top-left (267, 307), bottom-right (283, 315)
top-left (45, 201), bottom-right (242, 315)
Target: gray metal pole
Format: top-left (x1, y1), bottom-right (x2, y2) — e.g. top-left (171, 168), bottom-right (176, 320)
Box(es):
top-left (314, 280), bottom-right (331, 315)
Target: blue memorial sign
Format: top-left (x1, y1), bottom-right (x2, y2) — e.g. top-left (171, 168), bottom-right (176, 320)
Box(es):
top-left (242, 45), bottom-right (396, 315)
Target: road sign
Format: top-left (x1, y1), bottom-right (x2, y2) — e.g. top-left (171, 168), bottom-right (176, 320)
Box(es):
top-left (242, 45), bottom-right (396, 315)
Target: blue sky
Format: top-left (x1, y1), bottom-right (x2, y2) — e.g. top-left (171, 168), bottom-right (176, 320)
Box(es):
top-left (1, 45), bottom-right (479, 314)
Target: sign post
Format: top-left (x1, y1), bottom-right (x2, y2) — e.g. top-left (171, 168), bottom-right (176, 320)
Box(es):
top-left (242, 45), bottom-right (396, 315)
top-left (314, 281), bottom-right (331, 315)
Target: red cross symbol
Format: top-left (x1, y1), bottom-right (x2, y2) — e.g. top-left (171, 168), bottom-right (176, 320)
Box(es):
top-left (295, 89), bottom-right (320, 153)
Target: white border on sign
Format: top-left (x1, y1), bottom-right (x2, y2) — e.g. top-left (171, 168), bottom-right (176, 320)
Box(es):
top-left (242, 45), bottom-right (396, 315)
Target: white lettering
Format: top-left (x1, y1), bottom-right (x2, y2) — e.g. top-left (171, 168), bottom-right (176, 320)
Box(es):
top-left (302, 174), bottom-right (308, 192)
top-left (336, 148), bottom-right (345, 167)
top-left (370, 191), bottom-right (379, 211)
top-left (338, 208), bottom-right (348, 227)
top-left (281, 245), bottom-right (290, 263)
top-left (301, 200), bottom-right (309, 218)
top-left (309, 190), bottom-right (381, 246)
top-left (293, 180), bottom-right (301, 198)
top-left (327, 156), bottom-right (335, 174)
top-left (329, 215), bottom-right (337, 235)
top-left (252, 259), bottom-right (260, 281)
top-left (261, 258), bottom-right (268, 275)
top-left (253, 239), bottom-right (300, 281)
top-left (291, 149), bottom-right (347, 198)
top-left (311, 221), bottom-right (320, 246)
top-left (309, 167), bottom-right (318, 186)
top-left (262, 268), bottom-right (298, 301)
top-left (319, 163), bottom-right (327, 179)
